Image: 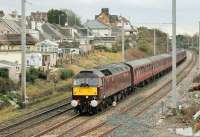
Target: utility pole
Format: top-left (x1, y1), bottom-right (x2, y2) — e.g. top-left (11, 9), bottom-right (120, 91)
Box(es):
top-left (122, 18), bottom-right (125, 62)
top-left (167, 34), bottom-right (169, 53)
top-left (187, 39), bottom-right (190, 48)
top-left (172, 0), bottom-right (177, 108)
top-left (197, 34), bottom-right (199, 51)
top-left (199, 21), bottom-right (200, 70)
top-left (21, 0), bottom-right (28, 106)
top-left (154, 29), bottom-right (156, 55)
top-left (192, 36), bottom-right (194, 49)
top-left (59, 15), bottom-right (61, 25)
top-left (87, 28), bottom-right (89, 45)
top-left (75, 16), bottom-right (76, 26)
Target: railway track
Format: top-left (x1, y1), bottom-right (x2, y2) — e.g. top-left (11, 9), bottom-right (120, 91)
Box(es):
top-left (32, 108), bottom-right (112, 137)
top-left (74, 122), bottom-right (121, 137)
top-left (2, 52), bottom-right (193, 137)
top-left (0, 99), bottom-right (73, 137)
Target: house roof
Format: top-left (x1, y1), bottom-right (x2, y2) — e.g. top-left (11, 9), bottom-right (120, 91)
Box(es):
top-left (0, 18), bottom-right (21, 33)
top-left (0, 60), bottom-right (17, 68)
top-left (40, 23), bottom-right (65, 40)
top-left (0, 33), bottom-right (37, 45)
top-left (36, 39), bottom-right (58, 47)
top-left (84, 20), bottom-right (110, 30)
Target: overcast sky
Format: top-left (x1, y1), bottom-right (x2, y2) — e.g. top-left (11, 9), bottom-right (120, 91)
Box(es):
top-left (1, 0), bottom-right (200, 35)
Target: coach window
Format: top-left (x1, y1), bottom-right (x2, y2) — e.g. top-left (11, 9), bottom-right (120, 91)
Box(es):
top-left (138, 69), bottom-right (140, 76)
top-left (136, 69), bottom-right (138, 77)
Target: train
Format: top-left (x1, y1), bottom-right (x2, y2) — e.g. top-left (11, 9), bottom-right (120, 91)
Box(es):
top-left (71, 50), bottom-right (187, 114)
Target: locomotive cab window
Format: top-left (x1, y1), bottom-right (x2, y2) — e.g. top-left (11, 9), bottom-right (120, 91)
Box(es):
top-left (73, 78), bottom-right (99, 86)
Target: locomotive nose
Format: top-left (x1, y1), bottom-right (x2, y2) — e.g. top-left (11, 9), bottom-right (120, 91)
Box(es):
top-left (71, 100), bottom-right (79, 107)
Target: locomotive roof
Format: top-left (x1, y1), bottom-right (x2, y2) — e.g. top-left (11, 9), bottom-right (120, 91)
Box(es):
top-left (75, 63), bottom-right (130, 78)
top-left (74, 69), bottom-right (104, 78)
top-left (96, 63), bottom-right (130, 76)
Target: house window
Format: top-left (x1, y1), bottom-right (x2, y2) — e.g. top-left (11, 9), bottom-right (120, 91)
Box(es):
top-left (44, 45), bottom-right (47, 52)
top-left (27, 46), bottom-right (30, 51)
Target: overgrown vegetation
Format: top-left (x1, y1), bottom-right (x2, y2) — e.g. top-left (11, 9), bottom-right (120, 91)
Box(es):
top-left (0, 78), bottom-right (17, 95)
top-left (60, 69), bottom-right (74, 80)
top-left (26, 67), bottom-right (47, 83)
top-left (137, 27), bottom-right (169, 54)
top-left (0, 68), bottom-right (8, 78)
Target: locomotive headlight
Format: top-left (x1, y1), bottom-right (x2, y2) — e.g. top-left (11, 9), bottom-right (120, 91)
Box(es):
top-left (90, 100), bottom-right (98, 107)
top-left (71, 100), bottom-right (78, 107)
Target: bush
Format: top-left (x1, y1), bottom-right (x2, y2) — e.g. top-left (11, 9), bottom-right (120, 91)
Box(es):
top-left (0, 94), bottom-right (10, 106)
top-left (38, 72), bottom-right (47, 80)
top-left (0, 78), bottom-right (16, 94)
top-left (26, 67), bottom-right (47, 83)
top-left (0, 68), bottom-right (8, 78)
top-left (26, 67), bottom-right (39, 83)
top-left (26, 72), bottom-right (37, 84)
top-left (139, 44), bottom-right (151, 53)
top-left (60, 69), bottom-right (74, 80)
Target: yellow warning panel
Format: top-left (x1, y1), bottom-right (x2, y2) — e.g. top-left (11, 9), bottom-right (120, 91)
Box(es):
top-left (73, 87), bottom-right (97, 96)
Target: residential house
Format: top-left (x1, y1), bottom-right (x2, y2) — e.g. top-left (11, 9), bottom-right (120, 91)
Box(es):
top-left (75, 25), bottom-right (94, 53)
top-left (95, 8), bottom-right (136, 36)
top-left (95, 8), bottom-right (120, 27)
top-left (84, 20), bottom-right (111, 37)
top-left (0, 33), bottom-right (39, 68)
top-left (0, 33), bottom-right (37, 51)
top-left (84, 20), bottom-right (116, 49)
top-left (36, 40), bottom-right (58, 67)
top-left (0, 60), bottom-right (20, 83)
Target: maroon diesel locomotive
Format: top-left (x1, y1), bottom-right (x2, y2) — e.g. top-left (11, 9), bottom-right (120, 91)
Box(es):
top-left (71, 50), bottom-right (186, 114)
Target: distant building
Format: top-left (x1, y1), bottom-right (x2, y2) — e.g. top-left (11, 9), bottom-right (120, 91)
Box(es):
top-left (84, 20), bottom-right (111, 37)
top-left (95, 8), bottom-right (134, 34)
top-left (30, 11), bottom-right (48, 22)
top-left (0, 10), bottom-right (4, 17)
top-left (84, 20), bottom-right (116, 49)
top-left (95, 8), bottom-right (120, 27)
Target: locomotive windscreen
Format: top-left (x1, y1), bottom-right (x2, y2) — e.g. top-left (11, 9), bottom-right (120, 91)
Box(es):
top-left (75, 71), bottom-right (98, 78)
